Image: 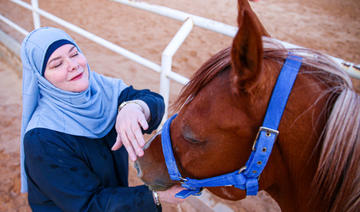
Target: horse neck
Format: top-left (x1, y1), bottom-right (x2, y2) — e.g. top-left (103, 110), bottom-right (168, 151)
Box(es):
top-left (262, 60), bottom-right (360, 212)
top-left (260, 65), bottom-right (331, 211)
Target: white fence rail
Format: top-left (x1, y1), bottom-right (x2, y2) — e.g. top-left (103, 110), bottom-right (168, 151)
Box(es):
top-left (0, 14), bottom-right (28, 36)
top-left (112, 0), bottom-right (238, 37)
top-left (112, 0), bottom-right (360, 79)
top-left (1, 0), bottom-right (360, 122)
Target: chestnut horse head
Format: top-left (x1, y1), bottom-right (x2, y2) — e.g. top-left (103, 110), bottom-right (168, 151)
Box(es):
top-left (135, 1), bottom-right (360, 211)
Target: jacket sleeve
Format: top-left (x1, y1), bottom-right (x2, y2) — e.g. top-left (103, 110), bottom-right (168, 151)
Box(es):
top-left (118, 86), bottom-right (165, 133)
top-left (24, 129), bottom-right (161, 212)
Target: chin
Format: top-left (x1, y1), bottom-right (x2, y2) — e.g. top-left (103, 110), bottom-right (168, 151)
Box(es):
top-left (77, 84), bottom-right (89, 92)
top-left (71, 81), bottom-right (89, 93)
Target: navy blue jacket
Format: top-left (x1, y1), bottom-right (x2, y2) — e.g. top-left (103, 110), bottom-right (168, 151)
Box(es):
top-left (24, 86), bottom-right (164, 212)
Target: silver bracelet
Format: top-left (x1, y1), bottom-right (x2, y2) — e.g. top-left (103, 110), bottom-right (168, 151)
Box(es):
top-left (118, 100), bottom-right (144, 113)
top-left (152, 191), bottom-right (161, 206)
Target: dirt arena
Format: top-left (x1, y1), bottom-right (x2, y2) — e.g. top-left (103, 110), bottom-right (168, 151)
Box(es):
top-left (0, 0), bottom-right (359, 211)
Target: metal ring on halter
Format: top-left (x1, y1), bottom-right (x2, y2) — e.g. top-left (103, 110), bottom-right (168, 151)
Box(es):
top-left (238, 166), bottom-right (247, 174)
top-left (179, 177), bottom-right (188, 183)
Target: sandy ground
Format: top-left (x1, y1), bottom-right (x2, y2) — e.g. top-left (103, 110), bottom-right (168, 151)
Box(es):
top-left (0, 0), bottom-right (359, 211)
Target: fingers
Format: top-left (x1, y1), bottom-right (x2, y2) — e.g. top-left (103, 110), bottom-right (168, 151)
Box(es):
top-left (111, 134), bottom-right (123, 151)
top-left (157, 185), bottom-right (186, 204)
top-left (114, 102), bottom-right (149, 161)
top-left (120, 130), bottom-right (138, 161)
top-left (125, 125), bottom-right (144, 157)
top-left (114, 120), bottom-right (146, 161)
top-left (138, 115), bottom-right (149, 131)
top-left (112, 132), bottom-right (143, 161)
top-left (133, 121), bottom-right (146, 147)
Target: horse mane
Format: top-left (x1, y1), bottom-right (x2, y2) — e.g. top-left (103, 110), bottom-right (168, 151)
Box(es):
top-left (172, 37), bottom-right (360, 212)
top-left (171, 46), bottom-right (232, 112)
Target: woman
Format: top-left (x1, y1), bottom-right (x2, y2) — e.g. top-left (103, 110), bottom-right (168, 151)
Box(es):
top-left (20, 27), bottom-right (183, 211)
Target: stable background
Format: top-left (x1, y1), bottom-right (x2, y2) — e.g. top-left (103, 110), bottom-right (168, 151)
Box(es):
top-left (0, 0), bottom-right (359, 211)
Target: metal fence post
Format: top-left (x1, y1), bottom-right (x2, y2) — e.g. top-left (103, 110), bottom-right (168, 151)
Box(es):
top-left (160, 18), bottom-right (193, 124)
top-left (31, 0), bottom-right (40, 29)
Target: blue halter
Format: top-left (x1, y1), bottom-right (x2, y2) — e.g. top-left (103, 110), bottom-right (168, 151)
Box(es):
top-left (161, 55), bottom-right (303, 198)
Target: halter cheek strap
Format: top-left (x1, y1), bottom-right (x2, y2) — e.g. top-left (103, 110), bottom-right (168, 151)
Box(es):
top-left (161, 55), bottom-right (303, 198)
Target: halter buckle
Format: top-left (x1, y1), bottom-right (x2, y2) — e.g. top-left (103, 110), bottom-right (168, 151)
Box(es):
top-left (252, 127), bottom-right (279, 151)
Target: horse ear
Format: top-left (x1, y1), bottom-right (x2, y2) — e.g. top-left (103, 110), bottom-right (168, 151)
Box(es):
top-left (237, 0), bottom-right (269, 36)
top-left (231, 7), bottom-right (264, 93)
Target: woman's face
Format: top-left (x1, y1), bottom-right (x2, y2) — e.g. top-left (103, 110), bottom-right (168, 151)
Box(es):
top-left (44, 44), bottom-right (89, 92)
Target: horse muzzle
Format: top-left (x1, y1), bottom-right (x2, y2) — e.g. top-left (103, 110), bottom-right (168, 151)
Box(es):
top-left (134, 131), bottom-right (176, 191)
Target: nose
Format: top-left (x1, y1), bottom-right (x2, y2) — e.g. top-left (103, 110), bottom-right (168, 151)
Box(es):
top-left (66, 58), bottom-right (78, 72)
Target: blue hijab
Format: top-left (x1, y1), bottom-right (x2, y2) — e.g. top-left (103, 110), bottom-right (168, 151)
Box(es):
top-left (20, 27), bottom-right (127, 192)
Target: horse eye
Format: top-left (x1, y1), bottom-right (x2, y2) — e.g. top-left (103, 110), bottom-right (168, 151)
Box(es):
top-left (184, 136), bottom-right (202, 144)
top-left (182, 124), bottom-right (204, 144)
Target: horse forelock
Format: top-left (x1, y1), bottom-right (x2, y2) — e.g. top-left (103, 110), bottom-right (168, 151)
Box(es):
top-left (172, 37), bottom-right (359, 211)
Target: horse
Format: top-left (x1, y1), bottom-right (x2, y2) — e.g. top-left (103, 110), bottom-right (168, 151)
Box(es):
top-left (135, 0), bottom-right (360, 211)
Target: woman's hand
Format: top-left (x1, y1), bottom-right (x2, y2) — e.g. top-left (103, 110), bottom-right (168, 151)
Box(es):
top-left (156, 185), bottom-right (186, 205)
top-left (113, 100), bottom-right (150, 161)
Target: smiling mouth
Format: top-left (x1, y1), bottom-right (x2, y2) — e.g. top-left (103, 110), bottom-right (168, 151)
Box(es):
top-left (70, 72), bottom-right (83, 81)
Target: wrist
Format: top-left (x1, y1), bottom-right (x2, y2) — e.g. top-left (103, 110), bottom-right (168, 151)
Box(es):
top-left (118, 100), bottom-right (144, 113)
top-left (152, 191), bottom-right (161, 206)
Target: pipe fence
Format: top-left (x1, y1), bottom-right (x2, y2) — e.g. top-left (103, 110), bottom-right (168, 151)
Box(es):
top-left (1, 0), bottom-right (359, 122)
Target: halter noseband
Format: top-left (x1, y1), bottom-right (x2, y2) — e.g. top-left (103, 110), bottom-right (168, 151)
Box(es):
top-left (161, 55), bottom-right (303, 198)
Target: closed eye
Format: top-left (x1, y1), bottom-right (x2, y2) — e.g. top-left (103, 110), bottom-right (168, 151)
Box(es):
top-left (182, 124), bottom-right (205, 144)
top-left (184, 135), bottom-right (202, 144)
top-left (68, 46), bottom-right (79, 57)
top-left (70, 51), bottom-right (79, 57)
top-left (49, 61), bottom-right (63, 69)
top-left (53, 62), bottom-right (62, 68)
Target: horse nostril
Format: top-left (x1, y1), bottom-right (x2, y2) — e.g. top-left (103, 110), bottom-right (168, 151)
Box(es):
top-left (134, 161), bottom-right (143, 178)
